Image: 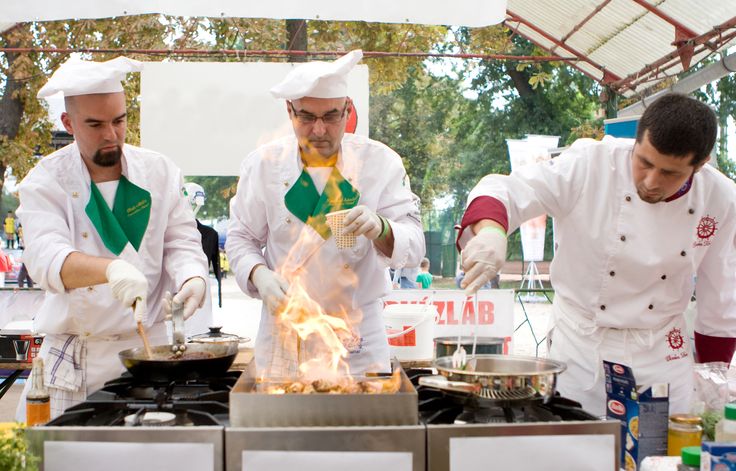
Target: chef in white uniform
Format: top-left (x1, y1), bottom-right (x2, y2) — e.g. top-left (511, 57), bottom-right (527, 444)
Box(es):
top-left (227, 50), bottom-right (424, 377)
top-left (16, 56), bottom-right (208, 420)
top-left (457, 94), bottom-right (736, 416)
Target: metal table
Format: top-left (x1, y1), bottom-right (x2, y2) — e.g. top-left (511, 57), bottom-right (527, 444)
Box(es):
top-left (0, 361), bottom-right (30, 399)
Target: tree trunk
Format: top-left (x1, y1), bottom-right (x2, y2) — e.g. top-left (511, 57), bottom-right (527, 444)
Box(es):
top-left (0, 28), bottom-right (25, 201)
top-left (506, 67), bottom-right (535, 99)
top-left (285, 20), bottom-right (307, 63)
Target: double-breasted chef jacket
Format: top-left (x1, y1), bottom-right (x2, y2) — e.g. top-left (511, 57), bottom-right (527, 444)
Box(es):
top-left (458, 136), bottom-right (736, 416)
top-left (227, 133), bottom-right (425, 376)
top-left (15, 142), bottom-right (208, 419)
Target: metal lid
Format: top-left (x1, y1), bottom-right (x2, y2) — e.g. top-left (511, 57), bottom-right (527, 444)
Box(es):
top-left (669, 414), bottom-right (702, 425)
top-left (189, 326), bottom-right (242, 344)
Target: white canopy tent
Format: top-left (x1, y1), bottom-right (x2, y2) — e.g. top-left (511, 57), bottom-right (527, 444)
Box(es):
top-left (0, 0), bottom-right (507, 30)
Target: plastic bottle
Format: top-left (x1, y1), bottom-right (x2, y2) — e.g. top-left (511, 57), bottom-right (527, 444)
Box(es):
top-left (25, 357), bottom-right (50, 426)
top-left (677, 446), bottom-right (700, 471)
top-left (715, 403), bottom-right (736, 442)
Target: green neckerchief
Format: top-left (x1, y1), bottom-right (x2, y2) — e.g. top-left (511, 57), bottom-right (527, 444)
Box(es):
top-left (85, 176), bottom-right (152, 255)
top-left (284, 167), bottom-right (360, 239)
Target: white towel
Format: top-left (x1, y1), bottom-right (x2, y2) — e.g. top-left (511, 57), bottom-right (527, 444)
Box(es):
top-left (44, 334), bottom-right (85, 391)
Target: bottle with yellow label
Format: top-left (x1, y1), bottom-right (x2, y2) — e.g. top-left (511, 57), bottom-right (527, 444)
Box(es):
top-left (25, 357), bottom-right (50, 426)
top-left (668, 414), bottom-right (702, 456)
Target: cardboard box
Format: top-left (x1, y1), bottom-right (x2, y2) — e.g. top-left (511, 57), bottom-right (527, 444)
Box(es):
top-left (702, 442), bottom-right (736, 471)
top-left (0, 321), bottom-right (44, 363)
top-left (604, 361), bottom-right (670, 471)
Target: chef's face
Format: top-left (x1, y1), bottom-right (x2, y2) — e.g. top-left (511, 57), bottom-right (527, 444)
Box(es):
top-left (61, 92), bottom-right (127, 168)
top-left (288, 97), bottom-right (350, 158)
top-left (631, 130), bottom-right (704, 204)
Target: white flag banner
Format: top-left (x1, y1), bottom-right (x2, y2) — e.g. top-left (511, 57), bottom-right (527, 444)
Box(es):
top-left (506, 135), bottom-right (560, 262)
top-left (0, 0), bottom-right (507, 27)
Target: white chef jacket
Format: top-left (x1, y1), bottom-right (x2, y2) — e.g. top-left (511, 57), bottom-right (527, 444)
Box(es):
top-left (227, 133), bottom-right (424, 374)
top-left (14, 142), bottom-right (209, 419)
top-left (466, 136), bottom-right (736, 414)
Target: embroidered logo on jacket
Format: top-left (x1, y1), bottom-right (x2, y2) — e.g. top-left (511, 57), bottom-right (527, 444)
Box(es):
top-left (693, 214), bottom-right (718, 248)
top-left (665, 327), bottom-right (688, 362)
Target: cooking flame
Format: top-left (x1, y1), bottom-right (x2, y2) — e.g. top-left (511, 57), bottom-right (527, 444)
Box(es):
top-left (278, 273), bottom-right (354, 381)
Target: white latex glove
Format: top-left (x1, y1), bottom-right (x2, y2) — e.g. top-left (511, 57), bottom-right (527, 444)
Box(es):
top-left (251, 265), bottom-right (290, 315)
top-left (342, 205), bottom-right (384, 240)
top-left (460, 226), bottom-right (507, 295)
top-left (163, 277), bottom-right (207, 320)
top-left (106, 259), bottom-right (148, 322)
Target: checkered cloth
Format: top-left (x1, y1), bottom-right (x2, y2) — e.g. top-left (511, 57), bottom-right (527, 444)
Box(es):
top-left (44, 335), bottom-right (87, 418)
top-left (266, 320), bottom-right (300, 378)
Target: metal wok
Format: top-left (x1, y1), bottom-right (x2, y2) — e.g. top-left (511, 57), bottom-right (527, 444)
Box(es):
top-left (118, 299), bottom-right (239, 383)
top-left (119, 341), bottom-right (238, 383)
top-left (426, 354), bottom-right (567, 402)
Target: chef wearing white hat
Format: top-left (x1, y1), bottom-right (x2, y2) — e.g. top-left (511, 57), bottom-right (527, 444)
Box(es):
top-left (16, 56), bottom-right (209, 420)
top-left (227, 50), bottom-right (425, 376)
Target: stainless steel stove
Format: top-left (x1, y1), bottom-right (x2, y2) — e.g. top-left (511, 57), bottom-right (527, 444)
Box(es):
top-left (27, 365), bottom-right (621, 471)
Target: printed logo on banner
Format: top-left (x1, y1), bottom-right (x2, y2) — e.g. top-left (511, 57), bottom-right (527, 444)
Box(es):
top-left (693, 214), bottom-right (718, 247)
top-left (383, 289), bottom-right (515, 352)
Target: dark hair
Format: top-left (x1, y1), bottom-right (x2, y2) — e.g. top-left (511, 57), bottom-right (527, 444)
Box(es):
top-left (636, 94), bottom-right (717, 166)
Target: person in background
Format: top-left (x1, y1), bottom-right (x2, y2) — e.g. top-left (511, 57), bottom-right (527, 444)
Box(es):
top-left (457, 93), bottom-right (736, 416)
top-left (391, 266), bottom-right (419, 289)
top-left (16, 223), bottom-right (24, 249)
top-left (183, 181), bottom-right (221, 310)
top-left (227, 50), bottom-right (424, 377)
top-left (416, 257), bottom-right (433, 289)
top-left (16, 56), bottom-right (208, 420)
top-left (219, 248), bottom-right (229, 278)
top-left (4, 211), bottom-right (15, 249)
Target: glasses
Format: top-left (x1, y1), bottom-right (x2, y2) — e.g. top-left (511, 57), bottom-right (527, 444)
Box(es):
top-left (288, 101), bottom-right (349, 125)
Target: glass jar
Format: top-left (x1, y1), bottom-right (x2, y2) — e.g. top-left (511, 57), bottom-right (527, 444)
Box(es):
top-left (668, 414), bottom-right (703, 457)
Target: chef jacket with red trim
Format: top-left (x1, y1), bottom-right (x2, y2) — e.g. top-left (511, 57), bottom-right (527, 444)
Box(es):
top-left (458, 136), bottom-right (736, 362)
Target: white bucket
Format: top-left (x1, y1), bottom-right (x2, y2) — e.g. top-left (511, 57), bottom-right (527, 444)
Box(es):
top-left (383, 303), bottom-right (435, 361)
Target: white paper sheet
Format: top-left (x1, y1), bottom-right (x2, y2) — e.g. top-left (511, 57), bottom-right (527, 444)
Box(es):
top-left (242, 450), bottom-right (412, 471)
top-left (450, 435), bottom-right (614, 471)
top-left (45, 442), bottom-right (214, 471)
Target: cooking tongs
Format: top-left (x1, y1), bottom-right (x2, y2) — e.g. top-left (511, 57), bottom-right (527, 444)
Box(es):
top-left (170, 300), bottom-right (187, 357)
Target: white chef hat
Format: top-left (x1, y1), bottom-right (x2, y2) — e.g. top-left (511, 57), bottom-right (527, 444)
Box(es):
top-left (37, 55), bottom-right (143, 99)
top-left (270, 50), bottom-right (363, 100)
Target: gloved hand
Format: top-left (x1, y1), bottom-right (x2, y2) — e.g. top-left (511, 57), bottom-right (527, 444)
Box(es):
top-left (106, 259), bottom-right (148, 322)
top-left (460, 226), bottom-right (507, 295)
top-left (251, 265), bottom-right (290, 315)
top-left (342, 205), bottom-right (384, 240)
top-left (162, 277), bottom-right (207, 320)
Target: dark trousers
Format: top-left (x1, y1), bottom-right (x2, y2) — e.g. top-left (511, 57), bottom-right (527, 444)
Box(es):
top-left (18, 264), bottom-right (33, 288)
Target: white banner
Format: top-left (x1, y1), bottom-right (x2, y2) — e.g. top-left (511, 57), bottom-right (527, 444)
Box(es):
top-left (506, 135), bottom-right (560, 262)
top-left (0, 1), bottom-right (507, 27)
top-left (140, 61), bottom-right (369, 176)
top-left (383, 289), bottom-right (515, 352)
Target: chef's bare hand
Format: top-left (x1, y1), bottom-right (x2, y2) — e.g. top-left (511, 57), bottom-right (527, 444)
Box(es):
top-left (106, 259), bottom-right (148, 322)
top-left (170, 277), bottom-right (207, 320)
top-left (342, 205), bottom-right (383, 240)
top-left (461, 226), bottom-right (507, 295)
top-left (251, 265), bottom-right (289, 315)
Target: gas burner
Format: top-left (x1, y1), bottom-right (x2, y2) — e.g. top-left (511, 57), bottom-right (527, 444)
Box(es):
top-left (124, 411), bottom-right (177, 427)
top-left (406, 367), bottom-right (599, 425)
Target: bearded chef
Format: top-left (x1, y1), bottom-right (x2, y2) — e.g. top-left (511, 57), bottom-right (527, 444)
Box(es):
top-left (226, 50), bottom-right (424, 376)
top-left (457, 94), bottom-right (736, 416)
top-left (16, 56), bottom-right (208, 420)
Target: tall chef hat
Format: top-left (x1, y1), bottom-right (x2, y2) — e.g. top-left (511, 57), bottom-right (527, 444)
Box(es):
top-left (38, 55), bottom-right (143, 99)
top-left (270, 50), bottom-right (363, 100)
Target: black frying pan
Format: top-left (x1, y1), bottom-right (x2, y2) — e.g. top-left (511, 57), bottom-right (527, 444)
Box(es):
top-left (118, 342), bottom-right (238, 383)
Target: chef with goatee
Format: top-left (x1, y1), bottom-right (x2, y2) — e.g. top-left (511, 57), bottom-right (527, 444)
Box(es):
top-left (15, 56), bottom-right (208, 420)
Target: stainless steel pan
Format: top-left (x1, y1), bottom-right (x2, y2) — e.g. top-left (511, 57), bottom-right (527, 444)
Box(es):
top-left (424, 354), bottom-right (567, 402)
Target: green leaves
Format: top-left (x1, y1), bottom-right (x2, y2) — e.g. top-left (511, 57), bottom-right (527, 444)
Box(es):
top-left (0, 425), bottom-right (39, 471)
